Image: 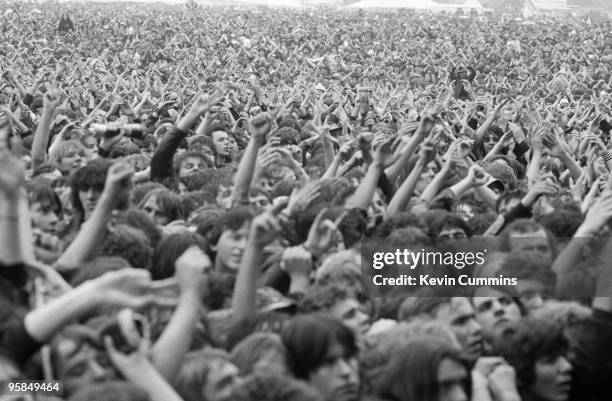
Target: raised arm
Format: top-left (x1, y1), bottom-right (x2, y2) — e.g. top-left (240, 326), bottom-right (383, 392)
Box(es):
top-left (55, 162), bottom-right (134, 271)
top-left (151, 94), bottom-right (220, 182)
top-left (31, 90), bottom-right (62, 171)
top-left (232, 202), bottom-right (286, 322)
top-left (385, 141), bottom-right (435, 219)
top-left (346, 136), bottom-right (397, 210)
top-left (475, 99), bottom-right (508, 142)
top-left (150, 246), bottom-right (210, 382)
top-left (230, 113), bottom-right (271, 206)
top-left (385, 117), bottom-right (433, 184)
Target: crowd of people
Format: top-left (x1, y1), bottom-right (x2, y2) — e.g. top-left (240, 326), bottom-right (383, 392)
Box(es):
top-left (1, 1), bottom-right (612, 400)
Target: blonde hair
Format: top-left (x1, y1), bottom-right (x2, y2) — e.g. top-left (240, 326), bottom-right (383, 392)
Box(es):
top-left (49, 140), bottom-right (86, 167)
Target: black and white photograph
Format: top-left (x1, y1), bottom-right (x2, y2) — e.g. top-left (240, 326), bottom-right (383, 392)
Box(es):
top-left (0, 0), bottom-right (611, 400)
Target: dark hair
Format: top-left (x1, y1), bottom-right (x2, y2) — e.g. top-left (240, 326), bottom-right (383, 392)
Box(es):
top-left (115, 208), bottom-right (163, 249)
top-left (174, 151), bottom-right (213, 178)
top-left (496, 189), bottom-right (525, 214)
top-left (109, 140), bottom-right (140, 158)
top-left (70, 159), bottom-right (112, 222)
top-left (205, 122), bottom-right (231, 142)
top-left (208, 207), bottom-right (255, 247)
top-left (536, 206), bottom-right (583, 239)
top-left (374, 212), bottom-right (428, 238)
top-left (98, 224), bottom-right (153, 269)
top-left (281, 314), bottom-right (357, 379)
top-left (272, 126), bottom-right (300, 146)
top-left (277, 115), bottom-right (301, 135)
top-left (131, 182), bottom-right (165, 206)
top-left (427, 212), bottom-right (472, 238)
top-left (26, 179), bottom-right (62, 216)
top-left (467, 212), bottom-right (497, 236)
top-left (486, 155), bottom-right (526, 180)
top-left (493, 317), bottom-right (569, 390)
top-left (372, 338), bottom-right (472, 401)
top-left (150, 232), bottom-right (208, 280)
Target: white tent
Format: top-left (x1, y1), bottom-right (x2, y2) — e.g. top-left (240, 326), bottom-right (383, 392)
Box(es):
top-left (428, 0), bottom-right (485, 13)
top-left (209, 0), bottom-right (304, 7)
top-left (347, 0), bottom-right (439, 9)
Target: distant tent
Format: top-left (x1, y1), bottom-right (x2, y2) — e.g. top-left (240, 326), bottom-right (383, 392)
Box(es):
top-left (232, 0), bottom-right (304, 6)
top-left (347, 0), bottom-right (453, 9)
top-left (480, 0), bottom-right (528, 13)
top-left (429, 0), bottom-right (485, 13)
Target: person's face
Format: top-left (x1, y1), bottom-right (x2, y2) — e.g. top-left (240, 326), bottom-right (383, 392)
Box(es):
top-left (367, 190), bottom-right (386, 227)
top-left (212, 130), bottom-right (231, 157)
top-left (81, 137), bottom-right (98, 159)
top-left (213, 221), bottom-right (250, 272)
top-left (472, 288), bottom-right (522, 343)
top-left (78, 187), bottom-right (102, 220)
top-left (254, 177), bottom-right (275, 195)
top-left (529, 355), bottom-right (572, 401)
top-left (203, 359), bottom-right (241, 401)
top-left (483, 134), bottom-right (499, 152)
top-left (56, 340), bottom-right (118, 396)
top-left (416, 161), bottom-right (438, 194)
top-left (435, 298), bottom-right (483, 361)
top-left (142, 195), bottom-right (168, 226)
top-left (30, 201), bottom-right (59, 234)
top-left (498, 196), bottom-right (520, 214)
top-left (249, 194), bottom-right (270, 209)
top-left (228, 135), bottom-right (238, 157)
top-left (216, 184), bottom-right (233, 208)
top-left (438, 226), bottom-right (468, 241)
top-left (328, 298), bottom-right (370, 337)
top-left (59, 150), bottom-right (85, 173)
top-left (308, 341), bottom-right (359, 401)
top-left (508, 229), bottom-right (552, 265)
top-left (437, 358), bottom-right (469, 401)
top-left (179, 156), bottom-right (207, 178)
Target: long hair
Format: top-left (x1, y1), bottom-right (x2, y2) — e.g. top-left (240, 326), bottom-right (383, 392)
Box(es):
top-left (372, 337), bottom-right (471, 401)
top-left (280, 314), bottom-right (357, 380)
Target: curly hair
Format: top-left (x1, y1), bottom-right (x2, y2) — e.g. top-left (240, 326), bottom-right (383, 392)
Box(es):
top-left (98, 224), bottom-right (153, 270)
top-left (298, 285), bottom-right (353, 315)
top-left (493, 317), bottom-right (569, 390)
